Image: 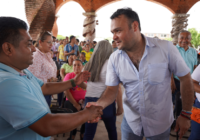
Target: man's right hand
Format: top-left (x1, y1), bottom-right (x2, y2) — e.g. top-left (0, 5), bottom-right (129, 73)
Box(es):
top-left (84, 105), bottom-right (103, 122)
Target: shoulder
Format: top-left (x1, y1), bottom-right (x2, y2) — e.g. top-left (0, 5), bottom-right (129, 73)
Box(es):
top-left (63, 72), bottom-right (75, 81)
top-left (190, 47), bottom-right (197, 54)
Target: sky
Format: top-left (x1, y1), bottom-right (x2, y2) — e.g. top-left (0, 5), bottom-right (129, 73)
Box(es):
top-left (0, 0), bottom-right (200, 41)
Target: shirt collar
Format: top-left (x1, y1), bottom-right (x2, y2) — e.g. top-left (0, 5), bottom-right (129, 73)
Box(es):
top-left (117, 34), bottom-right (155, 54)
top-left (0, 63), bottom-right (24, 75)
top-left (176, 44), bottom-right (191, 51)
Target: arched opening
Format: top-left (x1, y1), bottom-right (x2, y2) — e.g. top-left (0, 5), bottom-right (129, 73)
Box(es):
top-left (95, 0), bottom-right (173, 41)
top-left (0, 0), bottom-right (28, 24)
top-left (55, 1), bottom-right (85, 40)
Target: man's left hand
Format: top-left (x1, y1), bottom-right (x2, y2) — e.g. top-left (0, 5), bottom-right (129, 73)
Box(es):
top-left (74, 71), bottom-right (90, 85)
top-left (174, 115), bottom-right (190, 139)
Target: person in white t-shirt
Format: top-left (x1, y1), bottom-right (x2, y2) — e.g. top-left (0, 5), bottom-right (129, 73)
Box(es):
top-left (83, 40), bottom-right (123, 140)
top-left (189, 65), bottom-right (200, 139)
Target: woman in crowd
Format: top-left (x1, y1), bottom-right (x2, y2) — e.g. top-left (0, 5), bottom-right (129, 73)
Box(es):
top-left (28, 31), bottom-right (57, 106)
top-left (60, 55), bottom-right (74, 80)
top-left (81, 44), bottom-right (92, 62)
top-left (63, 59), bottom-right (86, 140)
top-left (83, 40), bottom-right (123, 140)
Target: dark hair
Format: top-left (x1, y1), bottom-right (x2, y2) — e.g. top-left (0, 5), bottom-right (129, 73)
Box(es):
top-left (93, 41), bottom-right (97, 44)
top-left (112, 41), bottom-right (115, 44)
top-left (76, 39), bottom-right (79, 43)
top-left (36, 31), bottom-right (52, 47)
top-left (80, 52), bottom-right (86, 57)
top-left (69, 35), bottom-right (75, 43)
top-left (52, 36), bottom-right (56, 39)
top-left (0, 17), bottom-right (28, 52)
top-left (111, 8), bottom-right (141, 31)
top-left (33, 40), bottom-right (37, 45)
top-left (73, 59), bottom-right (83, 65)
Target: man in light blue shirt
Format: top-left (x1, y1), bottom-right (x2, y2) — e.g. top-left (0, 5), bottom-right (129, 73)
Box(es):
top-left (0, 17), bottom-right (103, 140)
top-left (87, 8), bottom-right (194, 140)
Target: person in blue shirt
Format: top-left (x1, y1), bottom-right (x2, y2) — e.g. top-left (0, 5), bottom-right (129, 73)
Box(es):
top-left (86, 8), bottom-right (194, 140)
top-left (0, 17), bottom-right (103, 140)
top-left (64, 35), bottom-right (79, 60)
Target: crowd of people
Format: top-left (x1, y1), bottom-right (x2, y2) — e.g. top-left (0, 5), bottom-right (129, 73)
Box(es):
top-left (1, 7), bottom-right (200, 140)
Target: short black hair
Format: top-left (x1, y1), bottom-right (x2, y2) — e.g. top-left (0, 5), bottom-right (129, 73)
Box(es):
top-left (76, 39), bottom-right (79, 42)
top-left (110, 8), bottom-right (141, 31)
top-left (0, 17), bottom-right (28, 52)
top-left (52, 36), bottom-right (56, 39)
top-left (69, 35), bottom-right (75, 43)
top-left (112, 41), bottom-right (115, 44)
top-left (80, 52), bottom-right (86, 57)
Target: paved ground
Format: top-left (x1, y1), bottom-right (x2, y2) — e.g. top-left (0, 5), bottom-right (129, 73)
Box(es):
top-left (51, 113), bottom-right (190, 140)
top-left (51, 86), bottom-right (190, 140)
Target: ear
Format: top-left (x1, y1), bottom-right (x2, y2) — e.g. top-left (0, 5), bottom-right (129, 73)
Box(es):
top-left (132, 21), bottom-right (139, 32)
top-left (1, 42), bottom-right (15, 56)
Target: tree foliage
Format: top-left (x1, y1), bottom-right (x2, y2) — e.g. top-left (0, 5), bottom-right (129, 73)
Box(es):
top-left (188, 28), bottom-right (200, 49)
top-left (56, 35), bottom-right (65, 40)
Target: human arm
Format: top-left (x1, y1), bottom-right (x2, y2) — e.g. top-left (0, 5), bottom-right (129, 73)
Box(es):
top-left (116, 84), bottom-right (123, 116)
top-left (174, 73), bottom-right (193, 138)
top-left (60, 68), bottom-right (66, 80)
top-left (64, 89), bottom-right (81, 111)
top-left (168, 42), bottom-right (193, 138)
top-left (171, 74), bottom-right (176, 93)
top-left (57, 51), bottom-right (59, 62)
top-left (78, 82), bottom-right (87, 90)
top-left (64, 50), bottom-right (74, 56)
top-left (194, 65), bottom-right (197, 70)
top-left (41, 71), bottom-right (90, 95)
top-left (29, 105), bottom-right (103, 137)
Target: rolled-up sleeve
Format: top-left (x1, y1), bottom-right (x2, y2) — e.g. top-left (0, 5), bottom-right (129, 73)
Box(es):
top-left (105, 55), bottom-right (120, 86)
top-left (168, 42), bottom-right (190, 77)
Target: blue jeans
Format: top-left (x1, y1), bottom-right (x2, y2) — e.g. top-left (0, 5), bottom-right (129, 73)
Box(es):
top-left (121, 116), bottom-right (170, 140)
top-left (44, 95), bottom-right (51, 106)
top-left (188, 99), bottom-right (200, 140)
top-left (83, 97), bottom-right (117, 140)
top-left (57, 92), bottom-right (63, 106)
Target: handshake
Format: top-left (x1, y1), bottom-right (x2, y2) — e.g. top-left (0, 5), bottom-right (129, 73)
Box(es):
top-left (83, 102), bottom-right (103, 123)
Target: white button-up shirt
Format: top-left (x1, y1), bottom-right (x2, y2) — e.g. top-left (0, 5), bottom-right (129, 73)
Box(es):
top-left (105, 36), bottom-right (190, 137)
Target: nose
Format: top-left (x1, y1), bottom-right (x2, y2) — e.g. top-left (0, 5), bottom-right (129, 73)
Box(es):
top-left (113, 33), bottom-right (118, 41)
top-left (31, 44), bottom-right (36, 52)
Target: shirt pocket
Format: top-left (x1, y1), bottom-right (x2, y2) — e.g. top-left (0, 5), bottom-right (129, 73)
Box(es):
top-left (148, 63), bottom-right (168, 85)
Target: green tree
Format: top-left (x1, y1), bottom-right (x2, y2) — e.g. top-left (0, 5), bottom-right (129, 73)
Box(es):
top-left (165, 38), bottom-right (172, 41)
top-left (188, 28), bottom-right (200, 48)
top-left (56, 35), bottom-right (65, 40)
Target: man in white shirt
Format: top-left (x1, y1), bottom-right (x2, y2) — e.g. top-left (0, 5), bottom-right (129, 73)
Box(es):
top-left (87, 8), bottom-right (194, 140)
